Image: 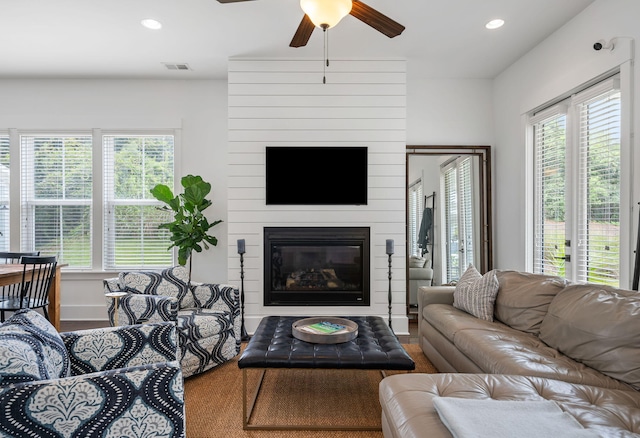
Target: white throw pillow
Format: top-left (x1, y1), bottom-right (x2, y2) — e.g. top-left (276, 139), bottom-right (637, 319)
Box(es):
top-left (453, 265), bottom-right (499, 321)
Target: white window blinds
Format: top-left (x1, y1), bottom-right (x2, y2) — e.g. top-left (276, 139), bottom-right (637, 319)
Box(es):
top-left (103, 135), bottom-right (174, 270)
top-left (532, 108), bottom-right (567, 277)
top-left (0, 136), bottom-right (9, 251)
top-left (443, 156), bottom-right (476, 283)
top-left (20, 135), bottom-right (93, 268)
top-left (444, 165), bottom-right (459, 282)
top-left (575, 84), bottom-right (621, 285)
top-left (408, 179), bottom-right (423, 257)
top-left (459, 157), bottom-right (474, 270)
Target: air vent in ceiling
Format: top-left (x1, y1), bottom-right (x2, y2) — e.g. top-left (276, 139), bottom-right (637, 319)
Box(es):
top-left (162, 63), bottom-right (192, 71)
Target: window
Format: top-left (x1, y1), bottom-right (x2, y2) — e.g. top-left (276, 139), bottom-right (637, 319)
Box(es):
top-left (531, 76), bottom-right (621, 286)
top-left (11, 131), bottom-right (176, 271)
top-left (532, 110), bottom-right (567, 277)
top-left (408, 179), bottom-right (423, 257)
top-left (103, 135), bottom-right (174, 270)
top-left (575, 84), bottom-right (621, 285)
top-left (443, 156), bottom-right (475, 283)
top-left (0, 135), bottom-right (9, 251)
top-left (20, 135), bottom-right (93, 268)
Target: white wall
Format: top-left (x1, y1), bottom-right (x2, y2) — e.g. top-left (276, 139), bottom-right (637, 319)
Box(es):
top-left (226, 59), bottom-right (410, 334)
top-left (407, 77), bottom-right (494, 146)
top-left (0, 72), bottom-right (494, 327)
top-left (0, 79), bottom-right (228, 320)
top-left (492, 0), bottom-right (639, 285)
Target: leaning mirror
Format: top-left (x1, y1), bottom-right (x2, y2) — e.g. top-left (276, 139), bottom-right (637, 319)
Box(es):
top-left (406, 145), bottom-right (493, 315)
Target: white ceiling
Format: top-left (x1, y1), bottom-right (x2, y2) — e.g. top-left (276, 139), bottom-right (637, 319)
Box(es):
top-left (0, 0), bottom-right (595, 80)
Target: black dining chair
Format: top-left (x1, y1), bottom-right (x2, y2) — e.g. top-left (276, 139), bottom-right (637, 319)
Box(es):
top-left (0, 251), bottom-right (41, 264)
top-left (0, 251), bottom-right (41, 322)
top-left (0, 255), bottom-right (57, 322)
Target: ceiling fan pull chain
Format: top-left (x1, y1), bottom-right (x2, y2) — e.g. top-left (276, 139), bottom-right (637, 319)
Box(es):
top-left (323, 25), bottom-right (328, 84)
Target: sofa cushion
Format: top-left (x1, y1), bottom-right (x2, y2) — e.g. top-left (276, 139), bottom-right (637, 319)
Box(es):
top-left (494, 270), bottom-right (568, 335)
top-left (454, 327), bottom-right (631, 391)
top-left (539, 284), bottom-right (640, 390)
top-left (0, 309), bottom-right (70, 385)
top-left (453, 265), bottom-right (499, 321)
top-left (119, 266), bottom-right (195, 309)
top-left (423, 304), bottom-right (505, 343)
top-left (409, 256), bottom-right (427, 268)
top-left (379, 373), bottom-right (640, 438)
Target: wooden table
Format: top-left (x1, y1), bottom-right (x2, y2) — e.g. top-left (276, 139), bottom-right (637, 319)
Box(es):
top-left (0, 263), bottom-right (65, 331)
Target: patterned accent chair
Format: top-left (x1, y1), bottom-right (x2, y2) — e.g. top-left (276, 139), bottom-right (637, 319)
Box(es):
top-left (103, 266), bottom-right (241, 378)
top-left (0, 309), bottom-right (185, 438)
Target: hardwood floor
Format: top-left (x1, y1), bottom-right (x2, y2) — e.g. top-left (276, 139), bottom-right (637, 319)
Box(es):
top-left (60, 320), bottom-right (110, 332)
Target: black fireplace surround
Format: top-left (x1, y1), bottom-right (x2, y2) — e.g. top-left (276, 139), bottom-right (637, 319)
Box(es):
top-left (264, 227), bottom-right (370, 306)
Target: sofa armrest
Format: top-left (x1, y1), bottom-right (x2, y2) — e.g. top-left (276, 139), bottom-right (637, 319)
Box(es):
top-left (417, 286), bottom-right (454, 337)
top-left (0, 361), bottom-right (185, 438)
top-left (104, 290), bottom-right (179, 326)
top-left (418, 286), bottom-right (455, 308)
top-left (61, 322), bottom-right (179, 375)
top-left (191, 283), bottom-right (241, 340)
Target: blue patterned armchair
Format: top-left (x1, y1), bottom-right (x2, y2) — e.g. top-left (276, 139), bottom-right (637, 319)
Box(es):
top-left (0, 309), bottom-right (185, 438)
top-left (103, 266), bottom-right (241, 378)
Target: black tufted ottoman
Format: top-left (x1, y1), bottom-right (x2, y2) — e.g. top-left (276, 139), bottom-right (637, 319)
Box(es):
top-left (238, 315), bottom-right (415, 430)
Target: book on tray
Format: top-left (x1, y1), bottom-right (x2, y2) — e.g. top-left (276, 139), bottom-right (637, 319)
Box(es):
top-left (298, 321), bottom-right (349, 335)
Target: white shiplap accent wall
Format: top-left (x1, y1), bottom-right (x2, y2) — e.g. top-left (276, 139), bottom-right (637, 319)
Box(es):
top-left (227, 59), bottom-right (408, 335)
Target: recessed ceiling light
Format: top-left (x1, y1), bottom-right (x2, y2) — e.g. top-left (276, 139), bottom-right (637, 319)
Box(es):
top-left (141, 18), bottom-right (162, 30)
top-left (485, 19), bottom-right (505, 30)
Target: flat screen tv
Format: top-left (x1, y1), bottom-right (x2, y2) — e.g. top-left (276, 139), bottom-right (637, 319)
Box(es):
top-left (266, 146), bottom-right (367, 205)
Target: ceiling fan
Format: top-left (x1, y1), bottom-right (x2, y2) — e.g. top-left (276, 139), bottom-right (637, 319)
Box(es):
top-left (217, 0), bottom-right (405, 48)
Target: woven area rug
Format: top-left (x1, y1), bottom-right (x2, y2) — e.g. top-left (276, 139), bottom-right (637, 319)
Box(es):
top-left (184, 343), bottom-right (436, 438)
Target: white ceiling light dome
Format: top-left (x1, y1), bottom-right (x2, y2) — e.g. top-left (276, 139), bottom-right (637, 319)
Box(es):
top-left (300, 0), bottom-right (352, 29)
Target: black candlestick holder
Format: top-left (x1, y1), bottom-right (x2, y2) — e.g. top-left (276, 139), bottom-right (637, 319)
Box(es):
top-left (386, 239), bottom-right (394, 331)
top-left (238, 239), bottom-right (249, 342)
top-left (387, 253), bottom-right (393, 331)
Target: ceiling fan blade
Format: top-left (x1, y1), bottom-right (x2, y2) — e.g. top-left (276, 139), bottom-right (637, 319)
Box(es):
top-left (290, 15), bottom-right (315, 48)
top-left (217, 0), bottom-right (256, 3)
top-left (349, 0), bottom-right (405, 38)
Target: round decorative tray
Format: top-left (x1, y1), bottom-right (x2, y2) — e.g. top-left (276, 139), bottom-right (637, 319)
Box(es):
top-left (292, 317), bottom-right (358, 344)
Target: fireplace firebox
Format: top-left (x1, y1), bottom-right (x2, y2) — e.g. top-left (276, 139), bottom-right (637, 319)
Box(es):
top-left (264, 227), bottom-right (370, 306)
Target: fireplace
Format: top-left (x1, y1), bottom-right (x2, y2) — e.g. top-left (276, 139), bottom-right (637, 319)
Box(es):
top-left (264, 227), bottom-right (370, 306)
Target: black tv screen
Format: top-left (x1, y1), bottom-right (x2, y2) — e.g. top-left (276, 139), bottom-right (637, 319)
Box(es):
top-left (266, 147), bottom-right (368, 205)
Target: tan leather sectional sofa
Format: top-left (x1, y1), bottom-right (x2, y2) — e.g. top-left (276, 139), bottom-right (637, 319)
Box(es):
top-left (380, 270), bottom-right (640, 437)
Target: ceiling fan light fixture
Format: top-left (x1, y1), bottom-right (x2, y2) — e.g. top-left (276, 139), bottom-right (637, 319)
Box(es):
top-left (300, 0), bottom-right (352, 29)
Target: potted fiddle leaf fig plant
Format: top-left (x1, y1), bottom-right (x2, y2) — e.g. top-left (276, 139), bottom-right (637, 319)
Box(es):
top-left (150, 174), bottom-right (222, 281)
